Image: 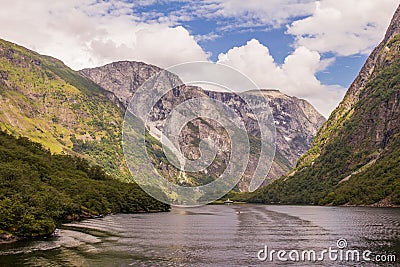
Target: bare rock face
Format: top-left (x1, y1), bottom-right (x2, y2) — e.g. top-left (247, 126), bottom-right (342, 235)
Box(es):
top-left (81, 62), bottom-right (325, 191)
top-left (233, 90), bottom-right (325, 166)
top-left (81, 61), bottom-right (163, 110)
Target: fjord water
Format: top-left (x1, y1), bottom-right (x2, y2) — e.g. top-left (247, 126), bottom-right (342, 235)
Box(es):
top-left (0, 205), bottom-right (399, 266)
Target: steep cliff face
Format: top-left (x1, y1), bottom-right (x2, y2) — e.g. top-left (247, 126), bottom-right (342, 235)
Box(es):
top-left (236, 90), bottom-right (325, 166)
top-left (250, 5), bottom-right (400, 205)
top-left (298, 5), bottom-right (400, 168)
top-left (81, 63), bottom-right (325, 191)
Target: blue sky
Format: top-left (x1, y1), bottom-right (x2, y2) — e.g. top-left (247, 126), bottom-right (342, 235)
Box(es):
top-left (0, 0), bottom-right (398, 116)
top-left (130, 0), bottom-right (395, 89)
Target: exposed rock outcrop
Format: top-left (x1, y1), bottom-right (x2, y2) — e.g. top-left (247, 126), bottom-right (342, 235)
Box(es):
top-left (81, 62), bottom-right (325, 191)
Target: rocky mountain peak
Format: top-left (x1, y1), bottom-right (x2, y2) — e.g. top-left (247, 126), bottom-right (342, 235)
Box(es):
top-left (297, 4), bottom-right (400, 167)
top-left (81, 61), bottom-right (165, 110)
top-left (81, 62), bottom-right (325, 190)
top-left (383, 5), bottom-right (400, 43)
top-left (336, 5), bottom-right (400, 107)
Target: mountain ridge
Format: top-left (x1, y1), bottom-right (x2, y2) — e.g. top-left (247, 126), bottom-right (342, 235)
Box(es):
top-left (248, 4), bottom-right (400, 206)
top-left (81, 62), bottom-right (325, 190)
top-left (297, 5), bottom-right (400, 169)
top-left (0, 38), bottom-right (131, 180)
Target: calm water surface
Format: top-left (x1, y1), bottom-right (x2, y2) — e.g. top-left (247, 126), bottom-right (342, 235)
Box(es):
top-left (0, 205), bottom-right (399, 266)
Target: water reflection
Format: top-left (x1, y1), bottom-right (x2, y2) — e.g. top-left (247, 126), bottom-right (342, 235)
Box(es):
top-left (0, 205), bottom-right (398, 266)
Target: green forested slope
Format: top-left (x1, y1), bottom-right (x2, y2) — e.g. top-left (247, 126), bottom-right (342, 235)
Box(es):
top-left (0, 38), bottom-right (129, 180)
top-left (0, 131), bottom-right (169, 238)
top-left (0, 38), bottom-right (172, 238)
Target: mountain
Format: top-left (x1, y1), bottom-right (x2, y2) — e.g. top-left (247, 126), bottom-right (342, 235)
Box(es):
top-left (0, 39), bottom-right (170, 239)
top-left (248, 5), bottom-right (400, 206)
top-left (0, 36), bottom-right (324, 203)
top-left (0, 38), bottom-right (131, 180)
top-left (81, 62), bottom-right (325, 191)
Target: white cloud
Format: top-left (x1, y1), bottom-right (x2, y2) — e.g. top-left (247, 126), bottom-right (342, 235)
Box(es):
top-left (0, 0), bottom-right (209, 69)
top-left (287, 0), bottom-right (399, 56)
top-left (199, 0), bottom-right (315, 30)
top-left (194, 32), bottom-right (221, 43)
top-left (124, 0), bottom-right (398, 57)
top-left (130, 0), bottom-right (315, 33)
top-left (0, 0), bottom-right (396, 117)
top-left (217, 39), bottom-right (346, 117)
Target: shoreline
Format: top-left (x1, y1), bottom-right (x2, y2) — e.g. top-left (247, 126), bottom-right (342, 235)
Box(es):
top-left (0, 208), bottom-right (170, 245)
top-left (210, 200), bottom-right (400, 208)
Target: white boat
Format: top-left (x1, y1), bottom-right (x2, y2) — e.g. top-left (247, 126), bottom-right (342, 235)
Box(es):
top-left (224, 199), bottom-right (234, 204)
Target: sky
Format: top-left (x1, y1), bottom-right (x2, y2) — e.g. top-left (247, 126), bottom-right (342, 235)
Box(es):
top-left (0, 0), bottom-right (398, 117)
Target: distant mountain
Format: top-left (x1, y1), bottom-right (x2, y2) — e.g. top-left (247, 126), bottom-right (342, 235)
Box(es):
top-left (81, 62), bottom-right (325, 190)
top-left (248, 5), bottom-right (400, 206)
